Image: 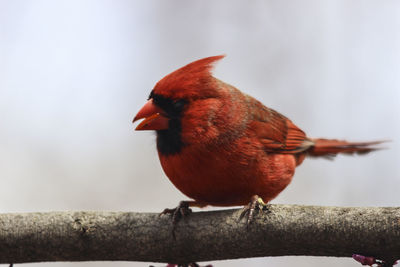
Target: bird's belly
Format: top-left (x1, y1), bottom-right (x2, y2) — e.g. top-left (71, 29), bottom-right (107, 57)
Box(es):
top-left (159, 146), bottom-right (297, 206)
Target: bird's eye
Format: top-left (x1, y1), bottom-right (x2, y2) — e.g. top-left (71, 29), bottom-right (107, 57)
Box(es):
top-left (173, 99), bottom-right (186, 112)
top-left (148, 93), bottom-right (186, 117)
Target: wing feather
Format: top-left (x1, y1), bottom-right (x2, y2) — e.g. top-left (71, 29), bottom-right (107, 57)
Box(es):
top-left (247, 100), bottom-right (311, 153)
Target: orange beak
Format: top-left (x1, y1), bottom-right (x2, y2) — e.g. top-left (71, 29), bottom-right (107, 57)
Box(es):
top-left (133, 99), bottom-right (169, 131)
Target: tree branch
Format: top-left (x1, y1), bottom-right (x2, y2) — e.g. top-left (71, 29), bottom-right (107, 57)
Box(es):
top-left (0, 205), bottom-right (399, 265)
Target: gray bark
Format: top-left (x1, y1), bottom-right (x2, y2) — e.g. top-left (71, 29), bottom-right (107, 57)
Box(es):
top-left (0, 204), bottom-right (399, 265)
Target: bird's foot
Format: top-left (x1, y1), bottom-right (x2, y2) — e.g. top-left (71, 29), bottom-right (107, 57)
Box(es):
top-left (160, 201), bottom-right (192, 239)
top-left (239, 195), bottom-right (268, 227)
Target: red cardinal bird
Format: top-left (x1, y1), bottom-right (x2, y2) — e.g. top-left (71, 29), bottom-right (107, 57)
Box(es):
top-left (133, 55), bottom-right (382, 223)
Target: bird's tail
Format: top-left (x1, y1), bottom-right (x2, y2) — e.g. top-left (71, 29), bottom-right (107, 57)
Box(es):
top-left (307, 138), bottom-right (386, 157)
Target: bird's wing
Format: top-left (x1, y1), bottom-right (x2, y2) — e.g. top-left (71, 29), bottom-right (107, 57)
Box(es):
top-left (248, 101), bottom-right (312, 154)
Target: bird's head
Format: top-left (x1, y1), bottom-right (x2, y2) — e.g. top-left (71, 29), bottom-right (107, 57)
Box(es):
top-left (133, 55), bottom-right (226, 155)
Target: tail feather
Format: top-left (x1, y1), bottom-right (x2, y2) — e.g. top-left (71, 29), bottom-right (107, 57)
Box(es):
top-left (308, 138), bottom-right (386, 157)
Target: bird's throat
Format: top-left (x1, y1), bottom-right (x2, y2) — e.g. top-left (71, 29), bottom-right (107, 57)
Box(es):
top-left (156, 118), bottom-right (184, 156)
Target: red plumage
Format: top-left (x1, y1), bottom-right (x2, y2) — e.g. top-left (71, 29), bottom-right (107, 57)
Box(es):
top-left (133, 55), bottom-right (383, 207)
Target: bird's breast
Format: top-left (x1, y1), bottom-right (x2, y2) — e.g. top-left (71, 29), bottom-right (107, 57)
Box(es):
top-left (158, 136), bottom-right (297, 206)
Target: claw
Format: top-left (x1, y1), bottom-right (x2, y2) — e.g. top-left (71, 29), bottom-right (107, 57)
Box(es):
top-left (160, 201), bottom-right (192, 239)
top-left (239, 195), bottom-right (268, 227)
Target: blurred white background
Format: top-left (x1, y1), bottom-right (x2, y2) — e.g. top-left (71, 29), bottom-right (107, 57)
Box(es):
top-left (0, 1), bottom-right (399, 266)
